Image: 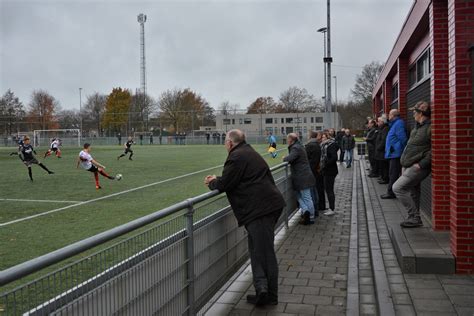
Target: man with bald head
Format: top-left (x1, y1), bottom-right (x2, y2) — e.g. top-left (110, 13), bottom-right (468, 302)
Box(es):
top-left (205, 129), bottom-right (285, 307)
top-left (381, 109), bottom-right (407, 199)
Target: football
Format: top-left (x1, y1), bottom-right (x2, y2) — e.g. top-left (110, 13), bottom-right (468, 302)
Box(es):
top-left (115, 174), bottom-right (122, 181)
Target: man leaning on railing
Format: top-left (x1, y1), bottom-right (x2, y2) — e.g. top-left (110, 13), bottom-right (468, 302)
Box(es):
top-left (204, 129), bottom-right (286, 307)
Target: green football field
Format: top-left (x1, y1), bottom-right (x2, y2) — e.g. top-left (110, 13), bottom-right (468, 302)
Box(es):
top-left (0, 143), bottom-right (283, 273)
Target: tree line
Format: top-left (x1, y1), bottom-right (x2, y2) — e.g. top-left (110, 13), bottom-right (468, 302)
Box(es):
top-left (0, 61), bottom-right (383, 136)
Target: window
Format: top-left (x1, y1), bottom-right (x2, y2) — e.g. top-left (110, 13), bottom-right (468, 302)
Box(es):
top-left (286, 117), bottom-right (293, 123)
top-left (274, 127), bottom-right (278, 134)
top-left (265, 127), bottom-right (273, 133)
top-left (409, 49), bottom-right (431, 88)
top-left (265, 118), bottom-right (273, 124)
top-left (408, 66), bottom-right (417, 87)
top-left (281, 127), bottom-right (285, 135)
top-left (392, 83), bottom-right (399, 101)
top-left (315, 117), bottom-right (323, 123)
top-left (239, 118), bottom-right (243, 124)
top-left (232, 119), bottom-right (235, 124)
top-left (315, 126), bottom-right (322, 131)
top-left (295, 117), bottom-right (302, 124)
top-left (311, 117), bottom-right (314, 123)
top-left (303, 117), bottom-right (307, 124)
top-left (281, 118), bottom-right (284, 124)
top-left (223, 119), bottom-right (231, 125)
top-left (274, 118), bottom-right (277, 124)
top-left (244, 118), bottom-right (252, 124)
top-left (303, 126), bottom-right (307, 134)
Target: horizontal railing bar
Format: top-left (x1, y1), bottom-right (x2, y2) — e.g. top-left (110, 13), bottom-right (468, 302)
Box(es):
top-left (0, 162), bottom-right (288, 287)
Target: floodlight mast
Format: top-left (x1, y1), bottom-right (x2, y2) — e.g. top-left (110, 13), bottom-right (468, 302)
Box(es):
top-left (137, 13), bottom-right (148, 132)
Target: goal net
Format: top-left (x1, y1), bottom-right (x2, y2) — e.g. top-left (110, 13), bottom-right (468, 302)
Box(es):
top-left (33, 129), bottom-right (81, 147)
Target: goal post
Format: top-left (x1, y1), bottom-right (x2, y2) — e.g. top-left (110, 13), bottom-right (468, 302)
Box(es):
top-left (33, 129), bottom-right (81, 147)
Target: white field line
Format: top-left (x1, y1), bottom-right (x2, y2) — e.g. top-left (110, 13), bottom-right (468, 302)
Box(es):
top-left (0, 164), bottom-right (223, 228)
top-left (0, 147), bottom-right (285, 228)
top-left (0, 198), bottom-right (81, 204)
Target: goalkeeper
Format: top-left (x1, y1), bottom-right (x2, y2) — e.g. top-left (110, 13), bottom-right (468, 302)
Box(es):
top-left (267, 132), bottom-right (277, 158)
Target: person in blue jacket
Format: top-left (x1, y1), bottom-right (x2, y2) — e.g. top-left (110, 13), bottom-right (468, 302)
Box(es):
top-left (381, 109), bottom-right (407, 199)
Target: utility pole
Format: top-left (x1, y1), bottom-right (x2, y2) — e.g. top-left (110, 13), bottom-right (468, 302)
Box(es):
top-left (79, 87), bottom-right (82, 141)
top-left (326, 0), bottom-right (333, 115)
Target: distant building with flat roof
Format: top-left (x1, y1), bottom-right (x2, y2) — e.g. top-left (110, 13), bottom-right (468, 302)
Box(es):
top-left (215, 112), bottom-right (340, 137)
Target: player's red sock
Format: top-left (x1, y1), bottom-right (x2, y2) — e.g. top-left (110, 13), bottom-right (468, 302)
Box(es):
top-left (94, 173), bottom-right (100, 187)
top-left (56, 150), bottom-right (61, 158)
top-left (99, 169), bottom-right (114, 179)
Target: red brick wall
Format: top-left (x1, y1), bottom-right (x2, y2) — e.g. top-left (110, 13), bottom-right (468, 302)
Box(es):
top-left (383, 79), bottom-right (392, 114)
top-left (430, 0), bottom-right (451, 231)
top-left (448, 0), bottom-right (474, 274)
top-left (397, 58), bottom-right (409, 120)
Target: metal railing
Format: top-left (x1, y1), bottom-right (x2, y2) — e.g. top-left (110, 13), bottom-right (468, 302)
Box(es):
top-left (0, 163), bottom-right (296, 315)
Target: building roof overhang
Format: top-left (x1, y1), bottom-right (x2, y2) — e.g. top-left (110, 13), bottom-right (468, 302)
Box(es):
top-left (372, 0), bottom-right (431, 98)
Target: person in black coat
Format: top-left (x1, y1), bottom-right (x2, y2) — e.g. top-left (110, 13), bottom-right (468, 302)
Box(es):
top-left (365, 120), bottom-right (378, 176)
top-left (320, 131), bottom-right (339, 216)
top-left (283, 133), bottom-right (316, 225)
top-left (305, 131), bottom-right (321, 217)
top-left (375, 116), bottom-right (390, 184)
top-left (336, 129), bottom-right (345, 163)
top-left (205, 129), bottom-right (285, 307)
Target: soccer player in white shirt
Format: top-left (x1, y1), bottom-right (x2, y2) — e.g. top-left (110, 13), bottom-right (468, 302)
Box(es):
top-left (77, 143), bottom-right (115, 189)
top-left (44, 138), bottom-right (62, 158)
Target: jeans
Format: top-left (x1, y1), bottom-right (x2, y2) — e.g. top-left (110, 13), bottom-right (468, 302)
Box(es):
top-left (388, 158), bottom-right (401, 195)
top-left (392, 165), bottom-right (430, 220)
top-left (296, 188), bottom-right (315, 220)
top-left (344, 149), bottom-right (353, 167)
top-left (323, 175), bottom-right (336, 210)
top-left (245, 211), bottom-right (281, 299)
top-left (310, 186), bottom-right (319, 217)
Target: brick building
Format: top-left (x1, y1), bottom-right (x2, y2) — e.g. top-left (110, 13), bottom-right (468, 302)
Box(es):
top-left (372, 0), bottom-right (474, 273)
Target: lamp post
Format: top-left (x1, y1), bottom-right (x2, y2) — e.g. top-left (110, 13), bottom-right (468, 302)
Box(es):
top-left (317, 27), bottom-right (327, 112)
top-left (333, 75), bottom-right (338, 129)
top-left (79, 88), bottom-right (82, 141)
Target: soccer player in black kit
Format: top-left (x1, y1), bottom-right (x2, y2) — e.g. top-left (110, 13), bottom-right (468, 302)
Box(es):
top-left (117, 137), bottom-right (134, 160)
top-left (18, 136), bottom-right (54, 181)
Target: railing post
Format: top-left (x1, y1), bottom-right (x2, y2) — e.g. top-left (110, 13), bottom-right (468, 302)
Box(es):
top-left (185, 201), bottom-right (196, 316)
top-left (284, 163), bottom-right (289, 229)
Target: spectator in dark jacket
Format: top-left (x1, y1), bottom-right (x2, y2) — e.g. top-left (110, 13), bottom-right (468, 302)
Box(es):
top-left (305, 131), bottom-right (321, 217)
top-left (336, 129), bottom-right (345, 163)
top-left (394, 101), bottom-right (432, 228)
top-left (205, 129), bottom-right (285, 306)
top-left (365, 120), bottom-right (378, 176)
top-left (381, 109), bottom-right (407, 199)
top-left (341, 129), bottom-right (355, 168)
top-left (283, 133), bottom-right (316, 225)
top-left (320, 131), bottom-right (339, 216)
top-left (375, 115), bottom-right (390, 184)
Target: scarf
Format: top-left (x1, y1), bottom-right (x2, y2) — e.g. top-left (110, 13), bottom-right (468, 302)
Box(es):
top-left (320, 138), bottom-right (336, 170)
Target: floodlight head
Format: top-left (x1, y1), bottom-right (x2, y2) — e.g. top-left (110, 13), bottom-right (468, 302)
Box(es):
top-left (317, 27), bottom-right (327, 33)
top-left (137, 13), bottom-right (147, 24)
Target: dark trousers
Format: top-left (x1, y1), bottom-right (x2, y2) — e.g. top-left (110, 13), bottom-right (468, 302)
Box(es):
top-left (377, 159), bottom-right (389, 182)
top-left (323, 175), bottom-right (336, 211)
top-left (310, 185), bottom-right (319, 217)
top-left (245, 210), bottom-right (281, 299)
top-left (315, 174), bottom-right (326, 210)
top-left (339, 150), bottom-right (345, 163)
top-left (368, 150), bottom-right (378, 174)
top-left (388, 158), bottom-right (401, 195)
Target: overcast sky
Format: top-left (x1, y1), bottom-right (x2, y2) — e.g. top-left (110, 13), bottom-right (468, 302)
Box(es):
top-left (0, 0), bottom-right (412, 111)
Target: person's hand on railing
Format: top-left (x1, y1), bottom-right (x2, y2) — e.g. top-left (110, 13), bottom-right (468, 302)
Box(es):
top-left (204, 175), bottom-right (217, 186)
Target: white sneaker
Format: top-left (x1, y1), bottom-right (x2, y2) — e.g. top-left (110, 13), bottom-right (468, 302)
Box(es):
top-left (323, 210), bottom-right (335, 216)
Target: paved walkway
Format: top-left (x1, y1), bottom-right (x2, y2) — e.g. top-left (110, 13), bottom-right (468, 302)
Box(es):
top-left (202, 160), bottom-right (474, 316)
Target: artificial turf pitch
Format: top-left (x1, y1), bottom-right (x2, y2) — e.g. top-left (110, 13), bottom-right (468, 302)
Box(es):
top-left (0, 144), bottom-right (281, 273)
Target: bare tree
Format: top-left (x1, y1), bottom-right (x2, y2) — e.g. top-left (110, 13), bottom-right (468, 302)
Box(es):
top-left (83, 92), bottom-right (107, 135)
top-left (246, 97), bottom-right (277, 114)
top-left (351, 61), bottom-right (384, 105)
top-left (218, 101), bottom-right (241, 116)
top-left (278, 87), bottom-right (320, 113)
top-left (57, 110), bottom-right (80, 129)
top-left (27, 90), bottom-right (61, 130)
